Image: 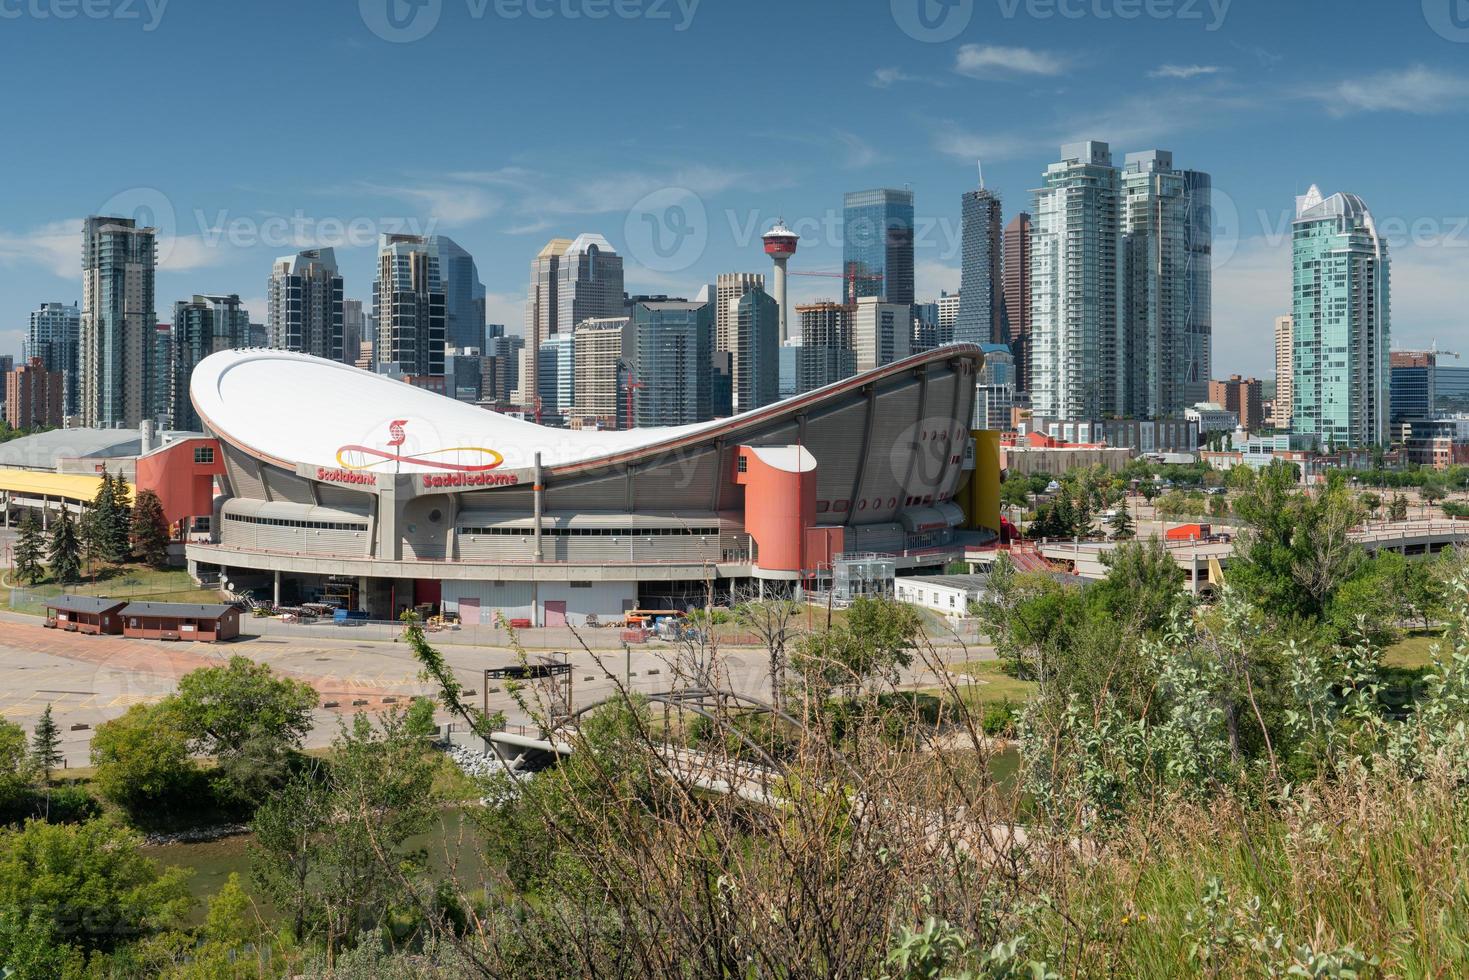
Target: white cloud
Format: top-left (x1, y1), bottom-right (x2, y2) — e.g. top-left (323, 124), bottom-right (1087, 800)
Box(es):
top-left (915, 260), bottom-right (960, 302)
top-left (356, 181), bottom-right (501, 228)
top-left (834, 130), bottom-right (879, 169)
top-left (954, 45), bottom-right (1067, 79)
top-left (1311, 66), bottom-right (1469, 116)
top-left (0, 219), bottom-right (83, 279)
top-left (871, 67), bottom-right (917, 88)
top-left (483, 290), bottom-right (524, 333)
top-left (1148, 64), bottom-right (1224, 80)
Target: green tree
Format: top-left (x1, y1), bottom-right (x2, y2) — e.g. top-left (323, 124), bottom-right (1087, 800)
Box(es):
top-left (794, 596), bottom-right (922, 696)
top-left (90, 702), bottom-right (199, 818)
top-left (1360, 491), bottom-right (1382, 518)
top-left (0, 818), bottom-right (192, 966)
top-left (250, 710), bottom-right (437, 950)
top-left (89, 470), bottom-right (128, 565)
top-left (46, 505), bottom-right (82, 585)
top-left (30, 703), bottom-right (63, 786)
top-left (1423, 481), bottom-right (1448, 511)
top-left (0, 714), bottom-right (34, 812)
top-left (13, 509), bottom-right (44, 584)
top-left (172, 656), bottom-right (319, 803)
top-left (131, 488), bottom-right (171, 568)
top-left (1208, 493), bottom-right (1231, 519)
top-left (1108, 506), bottom-right (1135, 540)
top-left (111, 470), bottom-right (134, 559)
top-left (1389, 493), bottom-right (1409, 522)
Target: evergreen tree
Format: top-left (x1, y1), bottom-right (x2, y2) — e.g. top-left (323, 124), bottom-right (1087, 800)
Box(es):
top-left (47, 507), bottom-right (82, 585)
top-left (13, 511), bottom-right (44, 585)
top-left (30, 704), bottom-right (61, 786)
top-left (131, 489), bottom-right (171, 569)
top-left (110, 470), bottom-right (133, 560)
top-left (1108, 507), bottom-right (1135, 540)
top-left (89, 472), bottom-right (122, 565)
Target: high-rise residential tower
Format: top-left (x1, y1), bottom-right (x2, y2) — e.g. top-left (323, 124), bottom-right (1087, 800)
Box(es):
top-left (843, 188), bottom-right (914, 306)
top-left (936, 292), bottom-right (960, 346)
top-left (537, 333), bottom-right (575, 423)
top-left (81, 215), bottom-right (157, 428)
top-left (957, 175), bottom-right (1005, 346)
top-left (627, 301), bottom-right (714, 426)
top-left (1290, 186), bottom-right (1391, 449)
top-left (1030, 142), bottom-right (1122, 420)
top-left (572, 317), bottom-right (629, 427)
top-left (1273, 315), bottom-right (1294, 430)
top-left (171, 294), bottom-right (249, 429)
top-left (1120, 150), bottom-right (1212, 417)
top-left (1002, 213), bottom-right (1033, 392)
top-left (795, 302), bottom-right (857, 393)
top-left (428, 235), bottom-right (486, 351)
top-left (342, 298), bottom-right (367, 359)
top-left (374, 234), bottom-right (446, 378)
top-left (268, 248), bottom-right (344, 361)
top-left (28, 301), bottom-right (80, 417)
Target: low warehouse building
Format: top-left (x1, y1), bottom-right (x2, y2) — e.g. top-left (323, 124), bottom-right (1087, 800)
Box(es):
top-left (44, 595), bottom-right (127, 634)
top-left (119, 601), bottom-right (241, 642)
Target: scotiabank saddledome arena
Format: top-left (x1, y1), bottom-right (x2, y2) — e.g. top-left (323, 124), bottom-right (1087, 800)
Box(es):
top-left (187, 346), bottom-right (989, 625)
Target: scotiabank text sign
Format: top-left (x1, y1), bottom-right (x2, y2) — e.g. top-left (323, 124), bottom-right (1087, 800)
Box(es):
top-left (316, 467), bottom-right (378, 486)
top-left (422, 472), bottom-right (520, 490)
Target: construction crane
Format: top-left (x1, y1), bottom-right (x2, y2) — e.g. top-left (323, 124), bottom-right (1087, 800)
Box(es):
top-left (790, 267), bottom-right (885, 306)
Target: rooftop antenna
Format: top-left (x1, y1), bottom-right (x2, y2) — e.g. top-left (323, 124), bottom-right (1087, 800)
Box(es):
top-left (977, 158), bottom-right (985, 190)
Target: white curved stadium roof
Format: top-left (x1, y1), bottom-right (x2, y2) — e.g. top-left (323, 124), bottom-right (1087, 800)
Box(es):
top-left (191, 349), bottom-right (717, 474)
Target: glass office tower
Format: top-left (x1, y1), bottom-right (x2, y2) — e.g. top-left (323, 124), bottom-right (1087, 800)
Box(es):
top-left (842, 188), bottom-right (914, 306)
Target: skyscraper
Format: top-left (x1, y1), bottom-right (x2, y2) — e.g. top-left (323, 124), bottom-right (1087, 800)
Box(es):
top-left (1030, 141), bottom-right (1122, 420)
top-left (796, 302), bottom-right (857, 394)
top-left (852, 298), bottom-right (913, 373)
top-left (523, 238), bottom-right (573, 407)
top-left (342, 298), bottom-right (367, 359)
top-left (1120, 150), bottom-right (1212, 417)
top-left (1290, 186), bottom-right (1391, 449)
top-left (428, 236), bottom-right (486, 351)
top-left (556, 234), bottom-right (625, 335)
top-left (28, 301), bottom-right (80, 417)
top-left (627, 301), bottom-right (713, 426)
top-left (268, 248), bottom-right (344, 361)
top-left (1002, 213), bottom-right (1033, 392)
top-left (1273, 314), bottom-right (1294, 430)
top-left (843, 188), bottom-right (914, 306)
top-left (714, 273), bottom-right (779, 413)
top-left (957, 178), bottom-right (1005, 346)
top-left (6, 358), bottom-right (65, 431)
top-left (171, 294), bottom-right (249, 430)
top-left (572, 317), bottom-right (629, 427)
top-left (374, 234), bottom-right (446, 378)
top-left (81, 215), bottom-right (156, 428)
top-left (537, 332), bottom-right (575, 423)
top-left (936, 292), bottom-right (960, 346)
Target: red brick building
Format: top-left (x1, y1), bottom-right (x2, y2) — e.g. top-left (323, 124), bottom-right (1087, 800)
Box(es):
top-left (1208, 375), bottom-right (1265, 432)
top-left (5, 358), bottom-right (65, 430)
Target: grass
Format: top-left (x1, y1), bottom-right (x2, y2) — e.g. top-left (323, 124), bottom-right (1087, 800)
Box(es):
top-left (1384, 628), bottom-right (1443, 669)
top-left (6, 563), bottom-right (221, 616)
top-left (941, 658), bottom-right (1038, 706)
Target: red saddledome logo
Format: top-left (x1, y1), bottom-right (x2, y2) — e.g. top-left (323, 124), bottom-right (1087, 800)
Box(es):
top-left (335, 420), bottom-right (505, 473)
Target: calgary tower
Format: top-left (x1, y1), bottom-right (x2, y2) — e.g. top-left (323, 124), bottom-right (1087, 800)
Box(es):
top-left (762, 219), bottom-right (799, 343)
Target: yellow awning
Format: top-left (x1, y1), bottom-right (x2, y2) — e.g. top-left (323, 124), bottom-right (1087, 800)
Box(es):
top-left (0, 469), bottom-right (134, 504)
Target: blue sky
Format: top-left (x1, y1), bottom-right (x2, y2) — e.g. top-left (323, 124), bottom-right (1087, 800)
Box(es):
top-left (2, 0), bottom-right (1467, 377)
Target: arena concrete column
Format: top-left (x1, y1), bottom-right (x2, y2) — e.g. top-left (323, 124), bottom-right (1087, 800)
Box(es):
top-left (273, 570), bottom-right (281, 606)
top-left (379, 476), bottom-right (402, 561)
